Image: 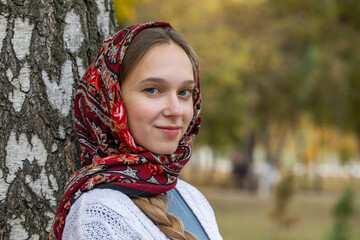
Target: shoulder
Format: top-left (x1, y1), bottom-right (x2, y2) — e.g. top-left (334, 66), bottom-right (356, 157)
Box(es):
top-left (175, 179), bottom-right (211, 211)
top-left (176, 179), bottom-right (223, 240)
top-left (176, 179), bottom-right (204, 195)
top-left (63, 188), bottom-right (167, 240)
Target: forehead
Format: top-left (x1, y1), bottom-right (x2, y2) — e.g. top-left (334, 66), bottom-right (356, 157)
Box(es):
top-left (125, 43), bottom-right (194, 84)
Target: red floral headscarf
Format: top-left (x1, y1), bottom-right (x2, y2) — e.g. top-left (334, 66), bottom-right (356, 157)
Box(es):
top-left (48, 22), bottom-right (201, 239)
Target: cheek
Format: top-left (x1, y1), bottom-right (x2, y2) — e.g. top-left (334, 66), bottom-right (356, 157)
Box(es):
top-left (184, 104), bottom-right (194, 126)
top-left (127, 104), bottom-right (152, 125)
top-left (126, 98), bottom-right (160, 133)
top-left (126, 104), bottom-right (151, 145)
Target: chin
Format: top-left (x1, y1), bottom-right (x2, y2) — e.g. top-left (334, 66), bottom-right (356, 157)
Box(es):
top-left (151, 145), bottom-right (178, 155)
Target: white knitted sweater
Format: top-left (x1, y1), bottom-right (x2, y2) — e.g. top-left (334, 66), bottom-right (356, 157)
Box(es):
top-left (63, 179), bottom-right (223, 240)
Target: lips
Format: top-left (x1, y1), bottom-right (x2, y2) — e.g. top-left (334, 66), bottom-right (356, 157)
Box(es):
top-left (156, 126), bottom-right (181, 136)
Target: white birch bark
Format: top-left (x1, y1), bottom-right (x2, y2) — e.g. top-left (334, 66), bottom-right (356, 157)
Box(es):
top-left (0, 1), bottom-right (115, 239)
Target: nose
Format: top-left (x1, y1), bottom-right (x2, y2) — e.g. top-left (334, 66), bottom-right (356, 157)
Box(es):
top-left (163, 94), bottom-right (183, 117)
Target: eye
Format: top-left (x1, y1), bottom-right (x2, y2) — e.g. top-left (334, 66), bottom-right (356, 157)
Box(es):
top-left (178, 88), bottom-right (193, 98)
top-left (144, 87), bottom-right (159, 95)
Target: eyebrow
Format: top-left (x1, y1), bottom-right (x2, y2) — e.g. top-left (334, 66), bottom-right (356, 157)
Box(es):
top-left (139, 77), bottom-right (195, 85)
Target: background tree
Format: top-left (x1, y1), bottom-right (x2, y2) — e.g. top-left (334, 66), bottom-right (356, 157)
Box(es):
top-left (0, 0), bottom-right (115, 239)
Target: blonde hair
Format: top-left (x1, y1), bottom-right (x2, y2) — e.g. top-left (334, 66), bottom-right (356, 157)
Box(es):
top-left (132, 194), bottom-right (198, 240)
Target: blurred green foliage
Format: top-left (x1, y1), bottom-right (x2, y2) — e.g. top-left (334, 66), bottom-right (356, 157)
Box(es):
top-left (115, 0), bottom-right (360, 158)
top-left (271, 173), bottom-right (295, 226)
top-left (113, 0), bottom-right (141, 26)
top-left (328, 187), bottom-right (356, 240)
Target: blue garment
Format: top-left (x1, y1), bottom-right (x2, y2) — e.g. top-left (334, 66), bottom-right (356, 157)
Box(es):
top-left (167, 188), bottom-right (210, 240)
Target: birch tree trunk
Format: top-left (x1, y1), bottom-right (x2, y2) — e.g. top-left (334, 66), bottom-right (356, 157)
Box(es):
top-left (0, 0), bottom-right (115, 239)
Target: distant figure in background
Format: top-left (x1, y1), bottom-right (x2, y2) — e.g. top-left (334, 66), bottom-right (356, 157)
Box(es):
top-left (232, 150), bottom-right (257, 191)
top-left (232, 150), bottom-right (248, 187)
top-left (48, 22), bottom-right (222, 240)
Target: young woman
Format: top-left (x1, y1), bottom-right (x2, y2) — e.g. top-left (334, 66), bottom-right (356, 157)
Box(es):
top-left (49, 22), bottom-right (222, 240)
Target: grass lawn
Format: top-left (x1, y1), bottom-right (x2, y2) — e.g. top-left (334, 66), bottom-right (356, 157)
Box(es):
top-left (198, 187), bottom-right (360, 240)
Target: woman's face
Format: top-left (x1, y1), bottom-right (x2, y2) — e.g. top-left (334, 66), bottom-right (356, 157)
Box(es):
top-left (121, 43), bottom-right (195, 154)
